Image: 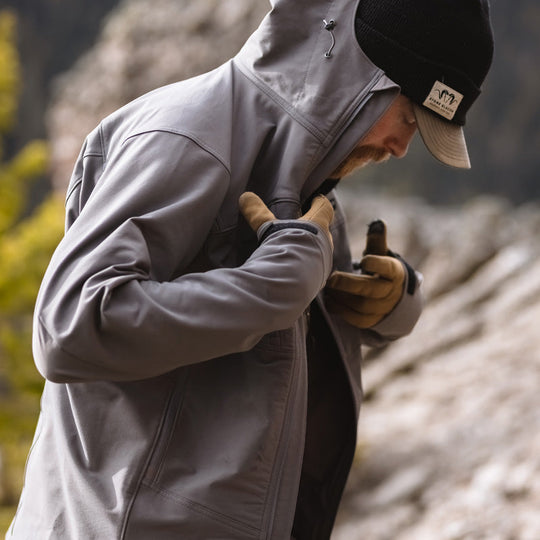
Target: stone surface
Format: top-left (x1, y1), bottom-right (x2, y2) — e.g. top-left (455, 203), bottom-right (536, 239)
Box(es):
top-left (46, 0), bottom-right (269, 191)
top-left (331, 189), bottom-right (540, 540)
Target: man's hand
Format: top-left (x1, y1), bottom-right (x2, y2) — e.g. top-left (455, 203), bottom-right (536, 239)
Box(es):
top-left (239, 192), bottom-right (334, 247)
top-left (325, 219), bottom-right (405, 328)
top-left (325, 257), bottom-right (405, 328)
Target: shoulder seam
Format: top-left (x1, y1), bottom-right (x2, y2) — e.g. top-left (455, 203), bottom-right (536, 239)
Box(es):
top-left (121, 128), bottom-right (231, 175)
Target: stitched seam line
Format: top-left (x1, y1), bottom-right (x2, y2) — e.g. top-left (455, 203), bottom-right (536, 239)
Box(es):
top-left (235, 60), bottom-right (326, 143)
top-left (120, 373), bottom-right (188, 538)
top-left (121, 128), bottom-right (231, 175)
top-left (142, 482), bottom-right (260, 536)
top-left (65, 177), bottom-right (83, 205)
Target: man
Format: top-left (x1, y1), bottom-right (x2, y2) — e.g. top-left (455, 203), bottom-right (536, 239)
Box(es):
top-left (8, 0), bottom-right (493, 538)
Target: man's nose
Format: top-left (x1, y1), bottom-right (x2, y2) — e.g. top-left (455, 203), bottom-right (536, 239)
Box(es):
top-left (387, 126), bottom-right (417, 158)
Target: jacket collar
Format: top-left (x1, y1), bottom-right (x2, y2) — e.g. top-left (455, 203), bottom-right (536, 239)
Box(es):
top-left (234, 0), bottom-right (400, 211)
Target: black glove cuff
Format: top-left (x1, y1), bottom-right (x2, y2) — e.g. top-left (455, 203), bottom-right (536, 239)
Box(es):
top-left (388, 250), bottom-right (418, 295)
top-left (259, 222), bottom-right (319, 244)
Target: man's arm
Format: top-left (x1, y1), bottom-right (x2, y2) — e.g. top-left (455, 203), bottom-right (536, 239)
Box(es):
top-left (34, 131), bottom-right (333, 383)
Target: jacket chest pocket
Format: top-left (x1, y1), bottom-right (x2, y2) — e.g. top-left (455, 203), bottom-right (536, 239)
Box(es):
top-left (143, 369), bottom-right (191, 484)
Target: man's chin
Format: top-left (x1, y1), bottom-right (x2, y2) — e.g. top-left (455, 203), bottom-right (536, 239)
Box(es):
top-left (347, 152), bottom-right (390, 175)
top-left (331, 147), bottom-right (391, 178)
top-left (373, 152), bottom-right (391, 164)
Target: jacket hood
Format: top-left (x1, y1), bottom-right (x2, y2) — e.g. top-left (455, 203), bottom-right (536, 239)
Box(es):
top-left (234, 0), bottom-right (400, 205)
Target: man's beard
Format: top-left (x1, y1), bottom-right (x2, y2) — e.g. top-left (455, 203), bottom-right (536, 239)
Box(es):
top-left (331, 145), bottom-right (390, 178)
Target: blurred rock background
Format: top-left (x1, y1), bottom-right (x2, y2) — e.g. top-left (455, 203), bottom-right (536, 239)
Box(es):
top-left (1, 0), bottom-right (539, 537)
top-left (332, 192), bottom-right (540, 539)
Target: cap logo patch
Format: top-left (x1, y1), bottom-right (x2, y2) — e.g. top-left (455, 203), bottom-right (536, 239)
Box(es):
top-left (423, 81), bottom-right (464, 120)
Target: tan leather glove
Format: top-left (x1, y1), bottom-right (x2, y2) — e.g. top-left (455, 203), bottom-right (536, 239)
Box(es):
top-left (239, 192), bottom-right (334, 247)
top-left (325, 220), bottom-right (405, 328)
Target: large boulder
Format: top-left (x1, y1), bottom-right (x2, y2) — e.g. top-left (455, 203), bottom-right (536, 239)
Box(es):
top-left (46, 0), bottom-right (268, 191)
top-left (332, 188), bottom-right (540, 540)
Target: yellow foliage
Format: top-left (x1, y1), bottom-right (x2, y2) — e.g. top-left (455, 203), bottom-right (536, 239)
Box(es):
top-left (0, 10), bottom-right (20, 134)
top-left (0, 8), bottom-right (64, 514)
top-left (0, 194), bottom-right (64, 512)
top-left (0, 194), bottom-right (64, 313)
top-left (0, 140), bottom-right (49, 235)
top-left (0, 10), bottom-right (48, 237)
top-left (7, 140), bottom-right (49, 180)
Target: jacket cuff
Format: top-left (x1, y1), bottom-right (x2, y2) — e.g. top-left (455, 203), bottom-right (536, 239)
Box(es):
top-left (370, 264), bottom-right (424, 340)
top-left (257, 221), bottom-right (319, 243)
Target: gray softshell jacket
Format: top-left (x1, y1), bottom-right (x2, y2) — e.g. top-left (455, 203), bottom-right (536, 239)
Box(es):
top-left (8, 0), bottom-right (422, 538)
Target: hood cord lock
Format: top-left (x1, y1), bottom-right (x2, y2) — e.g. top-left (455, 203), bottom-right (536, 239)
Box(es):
top-left (323, 19), bottom-right (336, 58)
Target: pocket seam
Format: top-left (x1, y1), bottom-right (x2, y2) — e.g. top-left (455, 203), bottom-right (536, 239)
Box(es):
top-left (253, 327), bottom-right (295, 352)
top-left (142, 481), bottom-right (260, 537)
top-left (145, 370), bottom-right (190, 484)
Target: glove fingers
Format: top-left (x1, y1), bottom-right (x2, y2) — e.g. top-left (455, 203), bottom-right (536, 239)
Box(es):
top-left (239, 192), bottom-right (276, 232)
top-left (360, 255), bottom-right (405, 281)
top-left (325, 262), bottom-right (407, 328)
top-left (326, 271), bottom-right (394, 299)
top-left (327, 290), bottom-right (393, 316)
top-left (300, 195), bottom-right (334, 230)
top-left (326, 296), bottom-right (382, 328)
top-left (364, 219), bottom-right (389, 256)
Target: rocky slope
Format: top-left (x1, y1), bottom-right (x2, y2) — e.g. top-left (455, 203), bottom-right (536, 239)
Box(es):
top-left (46, 0), bottom-right (268, 190)
top-left (331, 189), bottom-right (540, 540)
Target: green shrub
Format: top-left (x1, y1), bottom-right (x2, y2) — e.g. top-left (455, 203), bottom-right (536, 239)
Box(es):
top-left (0, 9), bottom-right (65, 526)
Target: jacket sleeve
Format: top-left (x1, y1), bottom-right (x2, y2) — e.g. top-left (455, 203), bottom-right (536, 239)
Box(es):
top-left (33, 130), bottom-right (333, 383)
top-left (366, 263), bottom-right (424, 344)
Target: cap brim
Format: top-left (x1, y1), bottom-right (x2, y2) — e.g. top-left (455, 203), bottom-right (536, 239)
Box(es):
top-left (413, 104), bottom-right (471, 169)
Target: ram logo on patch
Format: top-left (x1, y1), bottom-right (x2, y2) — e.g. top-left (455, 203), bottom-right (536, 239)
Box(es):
top-left (423, 81), bottom-right (464, 121)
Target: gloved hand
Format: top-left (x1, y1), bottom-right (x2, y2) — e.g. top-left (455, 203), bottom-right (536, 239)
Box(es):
top-left (325, 219), bottom-right (405, 328)
top-left (239, 192), bottom-right (334, 247)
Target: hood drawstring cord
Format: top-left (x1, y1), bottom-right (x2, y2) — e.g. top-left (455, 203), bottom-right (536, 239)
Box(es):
top-left (323, 19), bottom-right (336, 58)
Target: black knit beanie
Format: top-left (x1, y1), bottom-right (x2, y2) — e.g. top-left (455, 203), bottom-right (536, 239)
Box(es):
top-left (355, 0), bottom-right (494, 126)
